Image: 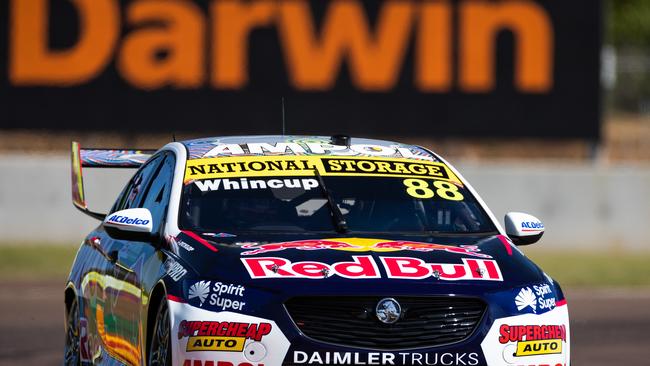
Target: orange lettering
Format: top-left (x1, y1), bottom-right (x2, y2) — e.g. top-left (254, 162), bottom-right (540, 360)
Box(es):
top-left (460, 1), bottom-right (553, 92)
top-left (416, 1), bottom-right (452, 92)
top-left (211, 0), bottom-right (276, 89)
top-left (10, 0), bottom-right (118, 85)
top-left (118, 0), bottom-right (205, 89)
top-left (279, 0), bottom-right (414, 91)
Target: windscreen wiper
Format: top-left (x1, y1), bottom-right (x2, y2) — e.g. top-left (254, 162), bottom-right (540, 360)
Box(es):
top-left (312, 168), bottom-right (348, 233)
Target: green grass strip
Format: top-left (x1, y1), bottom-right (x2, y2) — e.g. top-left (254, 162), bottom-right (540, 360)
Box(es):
top-left (0, 244), bottom-right (79, 281)
top-left (525, 250), bottom-right (650, 287)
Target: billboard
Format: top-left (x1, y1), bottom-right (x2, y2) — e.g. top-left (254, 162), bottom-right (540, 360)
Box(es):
top-left (0, 0), bottom-right (602, 139)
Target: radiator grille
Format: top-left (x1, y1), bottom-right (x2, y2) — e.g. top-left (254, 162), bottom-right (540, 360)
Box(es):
top-left (285, 296), bottom-right (486, 350)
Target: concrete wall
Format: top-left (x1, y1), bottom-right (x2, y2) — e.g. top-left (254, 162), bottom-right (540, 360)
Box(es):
top-left (458, 163), bottom-right (650, 251)
top-left (1, 155), bottom-right (648, 251)
top-left (0, 155), bottom-right (133, 244)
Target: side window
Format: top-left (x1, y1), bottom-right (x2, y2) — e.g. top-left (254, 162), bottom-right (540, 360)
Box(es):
top-left (140, 153), bottom-right (176, 233)
top-left (112, 155), bottom-right (164, 212)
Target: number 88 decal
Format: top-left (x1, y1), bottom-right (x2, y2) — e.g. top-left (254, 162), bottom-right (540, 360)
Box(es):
top-left (403, 179), bottom-right (464, 201)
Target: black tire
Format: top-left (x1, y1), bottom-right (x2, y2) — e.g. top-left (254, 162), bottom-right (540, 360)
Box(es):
top-left (149, 299), bottom-right (172, 366)
top-left (63, 298), bottom-right (80, 366)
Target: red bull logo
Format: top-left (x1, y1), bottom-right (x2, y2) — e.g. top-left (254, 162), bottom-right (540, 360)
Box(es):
top-left (239, 238), bottom-right (491, 258)
top-left (241, 256), bottom-right (503, 281)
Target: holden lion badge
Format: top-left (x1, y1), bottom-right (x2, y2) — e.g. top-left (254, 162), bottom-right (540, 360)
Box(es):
top-left (376, 298), bottom-right (402, 324)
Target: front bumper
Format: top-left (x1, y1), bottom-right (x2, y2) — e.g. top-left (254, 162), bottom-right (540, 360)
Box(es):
top-left (168, 296), bottom-right (569, 366)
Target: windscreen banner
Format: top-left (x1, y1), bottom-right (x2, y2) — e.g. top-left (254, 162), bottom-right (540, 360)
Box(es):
top-left (0, 0), bottom-right (601, 139)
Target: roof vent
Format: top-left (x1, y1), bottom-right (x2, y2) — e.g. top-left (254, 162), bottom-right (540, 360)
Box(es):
top-left (330, 134), bottom-right (351, 147)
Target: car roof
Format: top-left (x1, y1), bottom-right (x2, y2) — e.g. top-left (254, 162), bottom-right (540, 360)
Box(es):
top-left (180, 135), bottom-right (438, 161)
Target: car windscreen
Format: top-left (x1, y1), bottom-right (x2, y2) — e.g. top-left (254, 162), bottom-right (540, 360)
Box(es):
top-left (179, 156), bottom-right (497, 234)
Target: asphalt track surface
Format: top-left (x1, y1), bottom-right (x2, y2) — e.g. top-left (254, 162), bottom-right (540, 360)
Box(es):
top-left (1, 282), bottom-right (648, 366)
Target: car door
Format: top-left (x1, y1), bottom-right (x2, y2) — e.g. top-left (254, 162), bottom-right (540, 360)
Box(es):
top-left (83, 154), bottom-right (164, 365)
top-left (107, 152), bottom-right (177, 365)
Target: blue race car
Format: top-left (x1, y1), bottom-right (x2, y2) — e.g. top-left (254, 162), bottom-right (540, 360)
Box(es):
top-left (64, 135), bottom-right (569, 366)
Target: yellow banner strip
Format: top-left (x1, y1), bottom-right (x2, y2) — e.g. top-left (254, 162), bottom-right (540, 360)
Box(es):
top-left (184, 156), bottom-right (460, 184)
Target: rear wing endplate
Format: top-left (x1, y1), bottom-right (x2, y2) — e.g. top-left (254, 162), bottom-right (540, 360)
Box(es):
top-left (71, 141), bottom-right (156, 220)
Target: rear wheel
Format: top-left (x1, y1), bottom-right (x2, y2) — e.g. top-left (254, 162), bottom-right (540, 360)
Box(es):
top-left (64, 298), bottom-right (80, 366)
top-left (149, 299), bottom-right (172, 366)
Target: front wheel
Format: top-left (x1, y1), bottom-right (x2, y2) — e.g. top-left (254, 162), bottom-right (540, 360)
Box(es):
top-left (149, 299), bottom-right (172, 366)
top-left (63, 298), bottom-right (80, 366)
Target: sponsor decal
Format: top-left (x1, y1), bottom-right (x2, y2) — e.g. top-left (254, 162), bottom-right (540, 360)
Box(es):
top-left (106, 214), bottom-right (149, 226)
top-left (170, 304), bottom-right (290, 366)
top-left (184, 156), bottom-right (459, 184)
top-left (292, 351), bottom-right (480, 365)
top-left (241, 256), bottom-right (502, 281)
top-left (207, 282), bottom-right (246, 311)
top-left (515, 339), bottom-right (562, 357)
top-left (320, 158), bottom-right (450, 179)
top-left (177, 240), bottom-right (195, 252)
top-left (201, 143), bottom-right (433, 161)
top-left (189, 280), bottom-right (247, 311)
top-left (178, 320), bottom-right (271, 352)
top-left (481, 306), bottom-right (569, 366)
top-left (521, 221), bottom-right (544, 231)
top-left (183, 361), bottom-right (263, 366)
top-left (188, 281), bottom-right (211, 306)
top-left (168, 234), bottom-right (196, 252)
top-left (195, 178), bottom-right (319, 192)
top-left (515, 283), bottom-right (556, 314)
top-left (239, 238), bottom-right (490, 258)
top-left (499, 324), bottom-right (566, 357)
top-left (164, 258), bottom-right (188, 281)
top-left (514, 287), bottom-right (537, 312)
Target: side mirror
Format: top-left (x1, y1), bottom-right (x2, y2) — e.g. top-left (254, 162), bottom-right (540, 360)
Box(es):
top-left (103, 208), bottom-right (155, 242)
top-left (504, 212), bottom-right (544, 246)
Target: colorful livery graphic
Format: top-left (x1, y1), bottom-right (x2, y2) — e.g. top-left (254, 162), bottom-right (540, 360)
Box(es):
top-left (64, 136), bottom-right (569, 366)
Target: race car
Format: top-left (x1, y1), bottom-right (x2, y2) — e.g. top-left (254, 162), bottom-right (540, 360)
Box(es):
top-left (64, 135), bottom-right (569, 366)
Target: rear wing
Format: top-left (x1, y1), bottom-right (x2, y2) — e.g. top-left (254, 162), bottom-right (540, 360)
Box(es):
top-left (71, 141), bottom-right (156, 220)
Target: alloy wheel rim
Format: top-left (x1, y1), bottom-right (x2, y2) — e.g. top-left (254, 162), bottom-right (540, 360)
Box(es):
top-left (150, 301), bottom-right (171, 366)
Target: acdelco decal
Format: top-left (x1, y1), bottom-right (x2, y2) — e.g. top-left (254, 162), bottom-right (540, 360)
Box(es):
top-left (521, 221), bottom-right (544, 229)
top-left (499, 324), bottom-right (566, 357)
top-left (106, 214), bottom-right (149, 226)
top-left (239, 238), bottom-right (490, 258)
top-left (241, 256), bottom-right (502, 281)
top-left (178, 321), bottom-right (271, 352)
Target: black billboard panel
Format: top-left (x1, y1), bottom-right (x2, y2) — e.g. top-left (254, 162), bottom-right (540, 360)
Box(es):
top-left (0, 0), bottom-right (602, 139)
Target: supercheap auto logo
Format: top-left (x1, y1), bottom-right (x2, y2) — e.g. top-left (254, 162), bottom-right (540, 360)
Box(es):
top-left (239, 238), bottom-right (491, 258)
top-left (178, 320), bottom-right (271, 352)
top-left (499, 324), bottom-right (567, 357)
